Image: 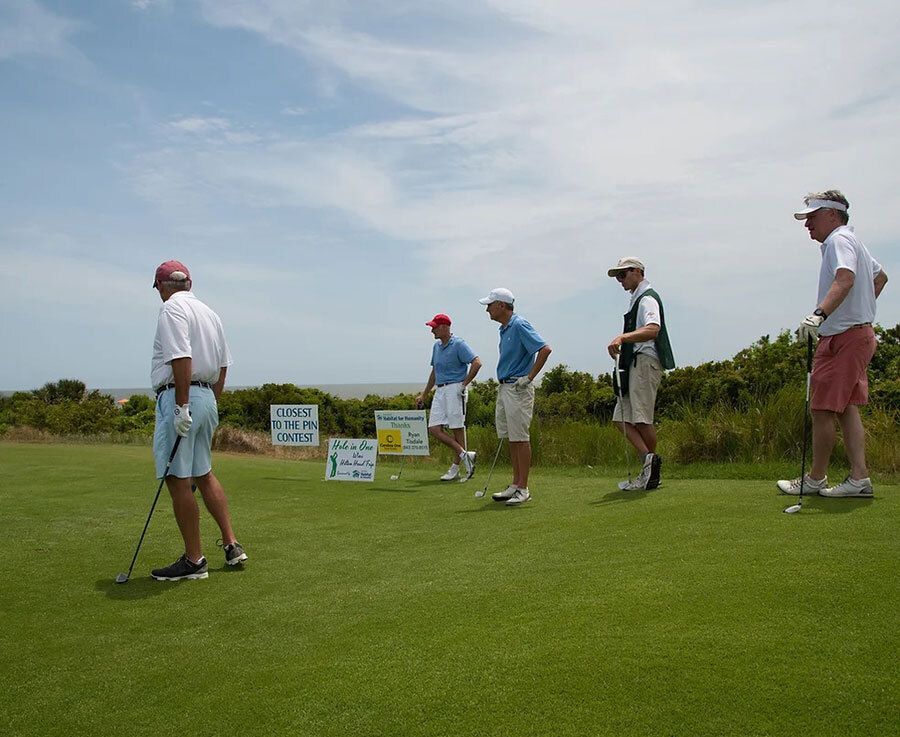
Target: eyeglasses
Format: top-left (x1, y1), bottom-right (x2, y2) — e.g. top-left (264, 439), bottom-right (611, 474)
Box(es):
top-left (614, 269), bottom-right (632, 281)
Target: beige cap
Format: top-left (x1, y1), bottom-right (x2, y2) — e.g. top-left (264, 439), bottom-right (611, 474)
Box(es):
top-left (607, 257), bottom-right (645, 277)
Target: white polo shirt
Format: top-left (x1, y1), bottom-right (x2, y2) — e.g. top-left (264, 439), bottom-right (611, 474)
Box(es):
top-left (151, 290), bottom-right (233, 390)
top-left (629, 279), bottom-right (661, 359)
top-left (817, 225), bottom-right (882, 337)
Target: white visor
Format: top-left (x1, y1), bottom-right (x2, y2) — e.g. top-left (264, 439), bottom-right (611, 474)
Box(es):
top-left (794, 198), bottom-right (848, 220)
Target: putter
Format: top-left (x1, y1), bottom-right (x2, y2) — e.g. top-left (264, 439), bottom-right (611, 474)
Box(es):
top-left (614, 354), bottom-right (634, 490)
top-left (115, 436), bottom-right (183, 583)
top-left (784, 336), bottom-right (814, 515)
top-left (475, 438), bottom-right (505, 498)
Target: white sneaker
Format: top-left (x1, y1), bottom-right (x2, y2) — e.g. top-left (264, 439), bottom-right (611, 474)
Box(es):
top-left (776, 475), bottom-right (826, 495)
top-left (440, 464), bottom-right (460, 481)
top-left (459, 451), bottom-right (476, 481)
top-left (819, 476), bottom-right (874, 498)
top-left (620, 476), bottom-right (648, 491)
top-left (505, 487), bottom-right (531, 506)
top-left (491, 484), bottom-right (518, 502)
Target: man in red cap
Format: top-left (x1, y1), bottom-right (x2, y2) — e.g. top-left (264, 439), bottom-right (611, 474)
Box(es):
top-left (415, 313), bottom-right (482, 481)
top-left (149, 260), bottom-right (247, 581)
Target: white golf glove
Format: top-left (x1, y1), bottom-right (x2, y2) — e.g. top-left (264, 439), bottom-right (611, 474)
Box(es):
top-left (514, 376), bottom-right (532, 392)
top-left (797, 313), bottom-right (825, 342)
top-left (173, 403), bottom-right (192, 437)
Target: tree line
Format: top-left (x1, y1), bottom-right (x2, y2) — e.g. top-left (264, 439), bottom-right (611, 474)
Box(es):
top-left (2, 326), bottom-right (897, 441)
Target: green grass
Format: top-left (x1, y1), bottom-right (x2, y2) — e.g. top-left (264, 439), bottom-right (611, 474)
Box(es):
top-left (1, 442), bottom-right (897, 737)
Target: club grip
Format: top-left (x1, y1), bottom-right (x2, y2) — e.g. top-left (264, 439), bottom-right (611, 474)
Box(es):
top-left (805, 335), bottom-right (814, 373)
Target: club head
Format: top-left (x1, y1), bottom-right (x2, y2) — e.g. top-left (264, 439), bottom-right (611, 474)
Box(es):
top-left (390, 474), bottom-right (399, 481)
top-left (474, 489), bottom-right (485, 498)
top-left (783, 504), bottom-right (802, 514)
top-left (114, 572), bottom-right (129, 584)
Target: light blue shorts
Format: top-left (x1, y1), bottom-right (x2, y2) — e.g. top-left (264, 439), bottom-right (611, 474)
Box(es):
top-left (153, 385), bottom-right (219, 479)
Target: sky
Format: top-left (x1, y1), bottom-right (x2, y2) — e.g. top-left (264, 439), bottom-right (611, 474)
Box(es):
top-left (1, 0), bottom-right (898, 391)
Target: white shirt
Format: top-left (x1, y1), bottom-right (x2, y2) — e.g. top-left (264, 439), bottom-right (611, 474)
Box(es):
top-left (151, 291), bottom-right (233, 389)
top-left (818, 225), bottom-right (882, 337)
top-left (629, 279), bottom-right (661, 359)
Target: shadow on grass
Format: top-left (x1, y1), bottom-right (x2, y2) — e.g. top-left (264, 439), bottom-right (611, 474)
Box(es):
top-left (95, 576), bottom-right (173, 600)
top-left (455, 501), bottom-right (535, 513)
top-left (779, 495), bottom-right (876, 515)
top-left (591, 489), bottom-right (651, 505)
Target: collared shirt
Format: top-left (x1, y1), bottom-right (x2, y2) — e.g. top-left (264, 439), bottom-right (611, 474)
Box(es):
top-left (496, 314), bottom-right (548, 381)
top-left (151, 291), bottom-right (233, 390)
top-left (628, 279), bottom-right (661, 359)
top-left (817, 225), bottom-right (882, 337)
top-left (431, 335), bottom-right (477, 384)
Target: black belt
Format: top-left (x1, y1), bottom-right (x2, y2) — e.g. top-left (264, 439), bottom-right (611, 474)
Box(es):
top-left (500, 377), bottom-right (523, 384)
top-left (155, 381), bottom-right (212, 397)
top-left (436, 382), bottom-right (461, 387)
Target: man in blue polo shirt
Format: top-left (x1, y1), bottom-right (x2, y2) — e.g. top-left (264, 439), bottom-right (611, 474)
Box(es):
top-left (416, 313), bottom-right (482, 481)
top-left (478, 288), bottom-right (552, 506)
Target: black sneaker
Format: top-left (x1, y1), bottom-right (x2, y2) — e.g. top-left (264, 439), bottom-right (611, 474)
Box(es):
top-left (646, 454), bottom-right (662, 490)
top-left (218, 539), bottom-right (248, 566)
top-left (151, 554), bottom-right (209, 581)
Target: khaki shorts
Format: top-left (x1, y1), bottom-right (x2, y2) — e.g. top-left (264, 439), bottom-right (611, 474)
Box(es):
top-left (613, 353), bottom-right (662, 425)
top-left (811, 325), bottom-right (876, 412)
top-left (496, 382), bottom-right (535, 442)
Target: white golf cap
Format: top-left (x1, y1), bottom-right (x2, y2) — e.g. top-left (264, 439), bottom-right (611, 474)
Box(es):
top-left (478, 287), bottom-right (515, 305)
top-left (793, 198), bottom-right (848, 220)
top-left (607, 257), bottom-right (645, 277)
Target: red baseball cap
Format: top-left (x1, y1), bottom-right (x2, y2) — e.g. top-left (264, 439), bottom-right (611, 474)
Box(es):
top-left (425, 313), bottom-right (451, 328)
top-left (153, 260), bottom-right (191, 288)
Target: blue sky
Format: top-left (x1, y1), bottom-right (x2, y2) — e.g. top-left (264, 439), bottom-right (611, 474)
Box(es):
top-left (1, 0), bottom-right (898, 391)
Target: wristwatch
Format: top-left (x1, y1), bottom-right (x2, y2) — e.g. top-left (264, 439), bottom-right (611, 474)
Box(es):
top-left (813, 308), bottom-right (828, 319)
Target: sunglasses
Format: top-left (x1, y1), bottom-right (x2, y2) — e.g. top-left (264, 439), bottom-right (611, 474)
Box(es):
top-left (614, 269), bottom-right (632, 281)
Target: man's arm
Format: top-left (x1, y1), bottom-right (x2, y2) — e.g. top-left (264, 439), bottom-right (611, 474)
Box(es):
top-left (213, 366), bottom-right (227, 401)
top-left (170, 357), bottom-right (192, 405)
top-left (607, 324), bottom-right (660, 359)
top-left (462, 357), bottom-right (482, 388)
top-left (528, 345), bottom-right (552, 381)
top-left (874, 270), bottom-right (888, 298)
top-left (416, 368), bottom-right (436, 408)
top-left (818, 267), bottom-right (855, 315)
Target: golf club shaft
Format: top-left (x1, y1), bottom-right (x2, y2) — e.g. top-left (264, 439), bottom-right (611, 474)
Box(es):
top-left (481, 438), bottom-right (505, 493)
top-left (797, 336), bottom-right (814, 502)
top-left (122, 435), bottom-right (183, 579)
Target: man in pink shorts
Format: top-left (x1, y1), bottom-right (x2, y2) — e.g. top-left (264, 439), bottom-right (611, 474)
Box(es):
top-left (777, 190), bottom-right (889, 498)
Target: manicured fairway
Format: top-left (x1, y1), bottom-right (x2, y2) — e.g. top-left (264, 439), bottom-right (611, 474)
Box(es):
top-left (2, 443), bottom-right (897, 737)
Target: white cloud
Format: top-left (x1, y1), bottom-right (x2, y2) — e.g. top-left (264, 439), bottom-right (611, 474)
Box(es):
top-left (0, 0), bottom-right (83, 61)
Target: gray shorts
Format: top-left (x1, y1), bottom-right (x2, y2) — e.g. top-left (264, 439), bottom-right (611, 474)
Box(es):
top-left (613, 353), bottom-right (662, 425)
top-left (496, 382), bottom-right (535, 442)
top-left (154, 385), bottom-right (218, 479)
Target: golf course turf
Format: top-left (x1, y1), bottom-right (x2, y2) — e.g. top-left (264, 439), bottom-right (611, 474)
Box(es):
top-left (2, 442), bottom-right (897, 736)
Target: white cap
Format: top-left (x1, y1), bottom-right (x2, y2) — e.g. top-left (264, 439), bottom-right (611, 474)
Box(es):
top-left (793, 198), bottom-right (848, 220)
top-left (478, 287), bottom-right (515, 305)
top-left (607, 257), bottom-right (645, 277)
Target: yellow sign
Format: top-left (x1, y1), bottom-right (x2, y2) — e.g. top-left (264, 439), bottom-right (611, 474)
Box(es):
top-left (377, 429), bottom-right (403, 454)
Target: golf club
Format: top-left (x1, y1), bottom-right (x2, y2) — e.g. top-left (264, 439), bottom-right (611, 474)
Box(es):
top-left (475, 439), bottom-right (505, 498)
top-left (115, 435), bottom-right (183, 583)
top-left (390, 455), bottom-right (406, 481)
top-left (784, 335), bottom-right (814, 515)
top-left (614, 354), bottom-right (633, 490)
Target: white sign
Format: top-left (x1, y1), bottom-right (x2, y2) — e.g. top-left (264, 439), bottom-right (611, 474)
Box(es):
top-left (374, 410), bottom-right (430, 456)
top-left (270, 405), bottom-right (319, 446)
top-left (325, 438), bottom-right (377, 482)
